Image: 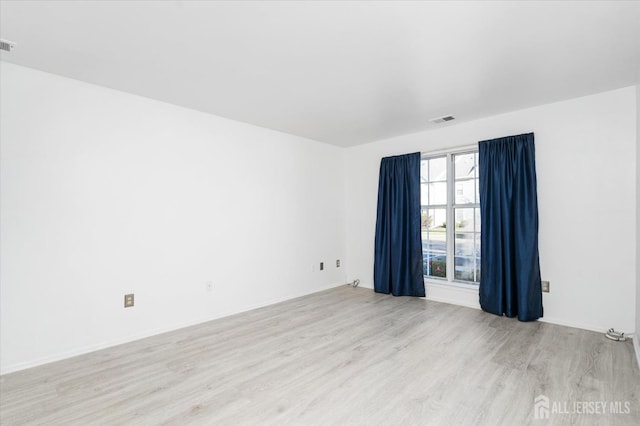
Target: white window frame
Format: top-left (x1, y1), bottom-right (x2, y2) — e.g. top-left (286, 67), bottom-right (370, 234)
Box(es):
top-left (422, 145), bottom-right (480, 288)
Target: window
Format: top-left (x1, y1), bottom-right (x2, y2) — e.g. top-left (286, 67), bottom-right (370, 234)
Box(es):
top-left (421, 149), bottom-right (480, 284)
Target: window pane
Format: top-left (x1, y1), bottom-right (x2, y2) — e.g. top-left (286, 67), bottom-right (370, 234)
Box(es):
top-left (454, 208), bottom-right (480, 283)
top-left (428, 157), bottom-right (447, 182)
top-left (423, 208), bottom-right (447, 278)
top-left (455, 232), bottom-right (474, 256)
top-left (427, 208), bottom-right (447, 231)
top-left (454, 208), bottom-right (475, 232)
top-left (421, 207), bottom-right (438, 231)
top-left (454, 180), bottom-right (476, 204)
top-left (454, 256), bottom-right (474, 281)
top-left (429, 182), bottom-right (447, 205)
top-left (421, 184), bottom-right (429, 206)
top-left (420, 160), bottom-right (429, 183)
top-left (474, 233), bottom-right (481, 282)
top-left (455, 153), bottom-right (476, 179)
top-left (424, 252), bottom-right (447, 278)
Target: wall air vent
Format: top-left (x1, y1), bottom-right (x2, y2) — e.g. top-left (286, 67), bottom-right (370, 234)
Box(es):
top-left (0, 39), bottom-right (16, 52)
top-left (429, 115), bottom-right (455, 124)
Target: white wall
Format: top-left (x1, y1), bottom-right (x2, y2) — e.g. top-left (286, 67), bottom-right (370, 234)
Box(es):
top-left (2, 61), bottom-right (637, 375)
top-left (0, 63), bottom-right (347, 374)
top-left (345, 87), bottom-right (637, 333)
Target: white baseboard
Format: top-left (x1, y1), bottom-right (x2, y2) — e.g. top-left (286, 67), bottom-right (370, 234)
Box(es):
top-left (537, 317), bottom-right (610, 334)
top-left (1, 282), bottom-right (345, 375)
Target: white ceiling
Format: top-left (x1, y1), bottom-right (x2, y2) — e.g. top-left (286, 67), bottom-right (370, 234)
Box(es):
top-left (1, 1), bottom-right (639, 147)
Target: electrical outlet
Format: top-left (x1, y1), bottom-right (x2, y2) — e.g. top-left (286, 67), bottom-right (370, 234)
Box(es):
top-left (320, 262), bottom-right (324, 271)
top-left (336, 259), bottom-right (340, 268)
top-left (124, 293), bottom-right (134, 308)
top-left (541, 281), bottom-right (550, 293)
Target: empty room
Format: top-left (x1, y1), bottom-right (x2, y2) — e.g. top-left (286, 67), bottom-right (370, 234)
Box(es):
top-left (1, 1), bottom-right (639, 425)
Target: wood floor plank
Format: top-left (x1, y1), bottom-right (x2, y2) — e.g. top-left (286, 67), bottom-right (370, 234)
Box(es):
top-left (1, 286), bottom-right (638, 425)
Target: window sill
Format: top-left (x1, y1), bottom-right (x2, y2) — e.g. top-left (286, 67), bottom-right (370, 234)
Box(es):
top-left (423, 277), bottom-right (479, 292)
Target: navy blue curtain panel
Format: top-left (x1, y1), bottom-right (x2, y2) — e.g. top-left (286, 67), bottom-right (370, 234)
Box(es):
top-left (374, 152), bottom-right (425, 297)
top-left (478, 133), bottom-right (542, 321)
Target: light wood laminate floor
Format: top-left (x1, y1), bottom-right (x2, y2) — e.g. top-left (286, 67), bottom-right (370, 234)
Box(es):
top-left (1, 286), bottom-right (639, 425)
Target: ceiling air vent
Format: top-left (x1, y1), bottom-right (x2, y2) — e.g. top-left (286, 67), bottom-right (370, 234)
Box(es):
top-left (0, 39), bottom-right (16, 52)
top-left (429, 115), bottom-right (455, 124)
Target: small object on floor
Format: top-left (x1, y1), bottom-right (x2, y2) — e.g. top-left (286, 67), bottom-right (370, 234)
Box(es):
top-left (352, 279), bottom-right (360, 288)
top-left (605, 328), bottom-right (626, 341)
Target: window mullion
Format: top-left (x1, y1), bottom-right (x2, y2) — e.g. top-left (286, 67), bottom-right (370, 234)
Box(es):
top-left (446, 153), bottom-right (455, 282)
